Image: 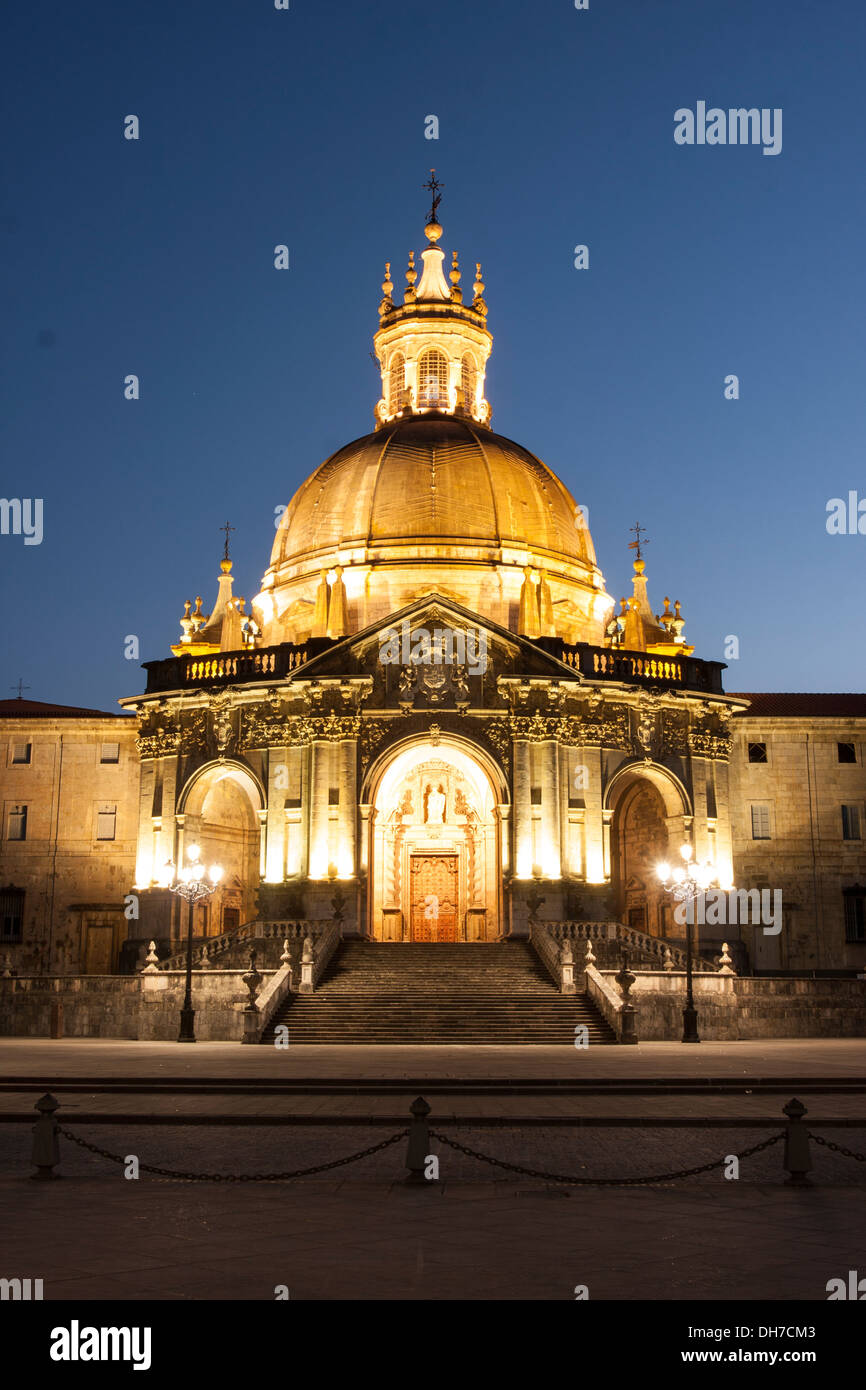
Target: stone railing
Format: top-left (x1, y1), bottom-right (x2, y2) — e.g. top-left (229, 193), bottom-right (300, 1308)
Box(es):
top-left (529, 923), bottom-right (576, 993)
top-left (244, 958), bottom-right (294, 1043)
top-left (296, 920), bottom-right (342, 994)
top-left (156, 920), bottom-right (321, 972)
top-left (551, 640), bottom-right (725, 695)
top-left (142, 642), bottom-right (317, 694)
top-left (585, 964), bottom-right (628, 1039)
top-left (547, 920), bottom-right (720, 973)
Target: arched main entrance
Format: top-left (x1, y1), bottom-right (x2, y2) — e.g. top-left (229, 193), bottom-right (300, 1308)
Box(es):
top-left (177, 761), bottom-right (264, 936)
top-left (606, 764), bottom-right (691, 938)
top-left (366, 739), bottom-right (503, 941)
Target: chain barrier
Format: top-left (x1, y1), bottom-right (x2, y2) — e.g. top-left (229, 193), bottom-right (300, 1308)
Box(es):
top-left (56, 1124), bottom-right (408, 1183)
top-left (48, 1121), bottom-right (866, 1187)
top-left (428, 1128), bottom-right (785, 1186)
top-left (810, 1132), bottom-right (866, 1163)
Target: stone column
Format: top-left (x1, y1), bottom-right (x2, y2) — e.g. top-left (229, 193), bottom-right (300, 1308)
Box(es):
top-left (539, 739), bottom-right (561, 879)
top-left (512, 739), bottom-right (532, 879)
top-left (581, 747), bottom-right (605, 883)
top-left (338, 739), bottom-right (357, 878)
top-left (308, 740), bottom-right (331, 879)
top-left (264, 748), bottom-right (287, 883)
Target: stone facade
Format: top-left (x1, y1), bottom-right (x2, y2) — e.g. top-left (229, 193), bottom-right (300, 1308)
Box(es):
top-left (3, 681), bottom-right (863, 983)
top-left (0, 702), bottom-right (140, 974)
top-left (728, 697), bottom-right (866, 974)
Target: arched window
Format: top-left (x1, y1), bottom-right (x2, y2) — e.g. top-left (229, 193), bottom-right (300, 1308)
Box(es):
top-left (388, 352), bottom-right (405, 415)
top-left (461, 354), bottom-right (477, 413)
top-left (417, 349), bottom-right (449, 408)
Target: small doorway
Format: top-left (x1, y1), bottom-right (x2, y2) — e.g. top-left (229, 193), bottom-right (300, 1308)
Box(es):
top-left (84, 922), bottom-right (114, 974)
top-left (410, 853), bottom-right (458, 941)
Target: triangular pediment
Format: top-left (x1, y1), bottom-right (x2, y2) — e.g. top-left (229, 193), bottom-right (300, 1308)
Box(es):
top-left (286, 593), bottom-right (583, 684)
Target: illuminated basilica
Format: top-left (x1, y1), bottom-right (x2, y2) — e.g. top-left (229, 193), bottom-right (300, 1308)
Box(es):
top-left (1, 196), bottom-right (863, 1007)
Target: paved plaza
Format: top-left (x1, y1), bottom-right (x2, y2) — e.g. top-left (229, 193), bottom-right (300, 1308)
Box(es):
top-left (1, 1038), bottom-right (864, 1302)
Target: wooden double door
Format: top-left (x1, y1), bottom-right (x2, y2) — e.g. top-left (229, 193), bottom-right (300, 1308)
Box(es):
top-left (410, 853), bottom-right (458, 941)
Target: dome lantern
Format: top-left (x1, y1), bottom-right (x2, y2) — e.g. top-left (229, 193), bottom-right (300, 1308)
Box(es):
top-left (374, 176), bottom-right (492, 428)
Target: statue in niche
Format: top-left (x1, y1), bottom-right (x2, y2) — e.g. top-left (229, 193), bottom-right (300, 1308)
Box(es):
top-left (425, 783), bottom-right (446, 824)
top-left (423, 893), bottom-right (440, 939)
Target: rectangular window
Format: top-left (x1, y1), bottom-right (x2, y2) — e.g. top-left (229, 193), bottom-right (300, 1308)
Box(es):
top-left (750, 804), bottom-right (771, 840)
top-left (96, 805), bottom-right (117, 841)
top-left (838, 742), bottom-right (857, 764)
top-left (842, 805), bottom-right (862, 841)
top-left (844, 891), bottom-right (866, 943)
top-left (100, 742), bottom-right (120, 764)
top-left (747, 742), bottom-right (768, 763)
top-left (7, 806), bottom-right (27, 841)
top-left (0, 888), bottom-right (24, 941)
top-left (328, 787), bottom-right (340, 806)
top-left (530, 787), bottom-right (542, 805)
top-left (11, 741), bottom-right (31, 765)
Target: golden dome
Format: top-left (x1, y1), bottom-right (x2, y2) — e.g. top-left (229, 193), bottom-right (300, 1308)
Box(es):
top-left (255, 412), bottom-right (613, 646)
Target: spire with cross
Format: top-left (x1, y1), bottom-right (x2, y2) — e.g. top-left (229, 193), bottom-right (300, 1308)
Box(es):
top-left (423, 169), bottom-right (444, 224)
top-left (220, 521), bottom-right (235, 563)
top-left (10, 679), bottom-right (30, 700)
top-left (628, 522), bottom-right (649, 563)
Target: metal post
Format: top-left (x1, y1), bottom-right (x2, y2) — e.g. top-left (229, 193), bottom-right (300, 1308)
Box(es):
top-left (405, 1096), bottom-right (432, 1184)
top-left (682, 905), bottom-right (700, 1043)
top-left (178, 896), bottom-right (196, 1042)
top-left (31, 1093), bottom-right (61, 1180)
top-left (782, 1097), bottom-right (813, 1186)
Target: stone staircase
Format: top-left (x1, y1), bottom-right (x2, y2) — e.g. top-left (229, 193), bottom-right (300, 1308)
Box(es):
top-left (262, 940), bottom-right (617, 1045)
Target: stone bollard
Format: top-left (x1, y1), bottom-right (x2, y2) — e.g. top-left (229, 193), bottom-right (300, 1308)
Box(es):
top-left (298, 937), bottom-right (314, 994)
top-left (31, 1093), bottom-right (61, 1180)
top-left (200, 945), bottom-right (212, 970)
top-left (717, 943), bottom-right (735, 976)
top-left (662, 945), bottom-right (675, 972)
top-left (241, 950), bottom-right (263, 1045)
top-left (405, 1096), bottom-right (432, 1185)
top-left (559, 940), bottom-right (576, 994)
top-left (141, 941), bottom-right (160, 974)
top-left (583, 938), bottom-right (596, 971)
top-left (614, 950), bottom-right (638, 1045)
top-left (782, 1098), bottom-right (813, 1186)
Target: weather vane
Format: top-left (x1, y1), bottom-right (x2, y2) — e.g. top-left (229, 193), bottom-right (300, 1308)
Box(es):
top-left (220, 521), bottom-right (236, 563)
top-left (628, 522), bottom-right (649, 562)
top-left (423, 169), bottom-right (444, 223)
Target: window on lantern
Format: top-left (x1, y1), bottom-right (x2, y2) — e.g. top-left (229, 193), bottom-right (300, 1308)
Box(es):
top-left (417, 349), bottom-right (448, 408)
top-left (388, 352), bottom-right (404, 415)
top-left (461, 354), bottom-right (477, 412)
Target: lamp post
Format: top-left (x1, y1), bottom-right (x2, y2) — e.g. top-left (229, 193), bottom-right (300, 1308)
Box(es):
top-left (655, 844), bottom-right (716, 1044)
top-left (168, 843), bottom-right (222, 1043)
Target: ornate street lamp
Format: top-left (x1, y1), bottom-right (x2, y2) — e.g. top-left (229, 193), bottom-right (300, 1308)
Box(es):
top-left (168, 843), bottom-right (222, 1043)
top-left (655, 843), bottom-right (716, 1044)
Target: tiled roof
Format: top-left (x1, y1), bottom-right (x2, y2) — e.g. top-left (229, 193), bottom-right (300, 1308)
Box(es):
top-left (731, 693), bottom-right (866, 718)
top-left (0, 698), bottom-right (132, 720)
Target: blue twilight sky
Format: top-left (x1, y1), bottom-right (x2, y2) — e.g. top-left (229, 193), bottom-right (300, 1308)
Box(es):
top-left (1, 0), bottom-right (864, 709)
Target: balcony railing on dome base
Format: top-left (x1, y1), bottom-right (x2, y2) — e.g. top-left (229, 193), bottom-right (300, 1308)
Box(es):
top-left (141, 635), bottom-right (724, 697)
top-left (539, 639), bottom-right (725, 695)
top-left (142, 642), bottom-right (318, 694)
